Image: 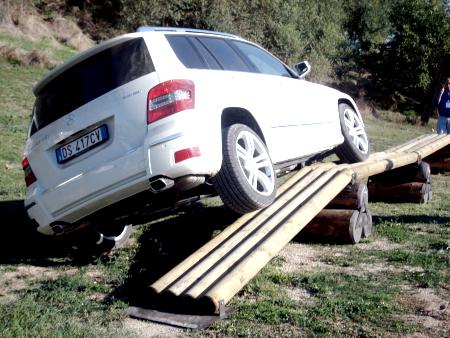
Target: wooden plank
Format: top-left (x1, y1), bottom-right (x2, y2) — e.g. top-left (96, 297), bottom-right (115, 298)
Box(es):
top-left (201, 169), bottom-right (353, 313)
top-left (179, 167), bottom-right (347, 300)
top-left (152, 163), bottom-right (335, 297)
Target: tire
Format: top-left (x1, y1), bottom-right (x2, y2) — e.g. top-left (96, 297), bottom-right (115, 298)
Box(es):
top-left (72, 223), bottom-right (133, 254)
top-left (335, 103), bottom-right (370, 163)
top-left (213, 124), bottom-right (276, 214)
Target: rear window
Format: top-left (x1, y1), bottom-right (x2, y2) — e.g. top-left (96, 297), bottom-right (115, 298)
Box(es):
top-left (33, 38), bottom-right (154, 133)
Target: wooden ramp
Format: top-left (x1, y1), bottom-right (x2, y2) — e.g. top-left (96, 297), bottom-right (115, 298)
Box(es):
top-left (127, 133), bottom-right (450, 324)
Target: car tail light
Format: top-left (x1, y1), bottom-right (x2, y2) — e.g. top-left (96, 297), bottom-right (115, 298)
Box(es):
top-left (22, 156), bottom-right (37, 187)
top-left (147, 79), bottom-right (195, 124)
top-left (174, 147), bottom-right (201, 163)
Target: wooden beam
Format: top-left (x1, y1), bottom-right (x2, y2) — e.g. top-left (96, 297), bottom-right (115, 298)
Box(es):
top-left (368, 181), bottom-right (431, 203)
top-left (301, 209), bottom-right (365, 244)
top-left (326, 182), bottom-right (368, 212)
top-left (368, 162), bottom-right (431, 184)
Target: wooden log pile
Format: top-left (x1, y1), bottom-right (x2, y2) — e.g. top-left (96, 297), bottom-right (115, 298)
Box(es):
top-left (367, 162), bottom-right (432, 203)
top-left (301, 182), bottom-right (372, 244)
top-left (424, 144), bottom-right (450, 173)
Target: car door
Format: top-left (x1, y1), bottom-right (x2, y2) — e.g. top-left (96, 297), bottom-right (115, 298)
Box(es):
top-left (230, 41), bottom-right (328, 163)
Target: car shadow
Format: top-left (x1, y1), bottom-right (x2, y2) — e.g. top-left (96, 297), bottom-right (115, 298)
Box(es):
top-left (0, 198), bottom-right (239, 268)
top-left (0, 200), bottom-right (76, 265)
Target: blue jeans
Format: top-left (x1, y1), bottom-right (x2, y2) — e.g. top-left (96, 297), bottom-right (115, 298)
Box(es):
top-left (437, 116), bottom-right (450, 134)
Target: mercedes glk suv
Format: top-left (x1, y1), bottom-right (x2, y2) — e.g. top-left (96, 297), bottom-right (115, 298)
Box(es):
top-left (23, 27), bottom-right (369, 248)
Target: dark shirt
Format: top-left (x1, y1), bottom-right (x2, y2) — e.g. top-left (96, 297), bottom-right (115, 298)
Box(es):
top-left (437, 91), bottom-right (450, 117)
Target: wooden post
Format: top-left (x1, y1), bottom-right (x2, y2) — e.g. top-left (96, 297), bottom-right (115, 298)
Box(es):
top-left (326, 182), bottom-right (368, 212)
top-left (367, 162), bottom-right (432, 204)
top-left (425, 145), bottom-right (450, 172)
top-left (301, 209), bottom-right (363, 244)
top-left (300, 181), bottom-right (372, 244)
top-left (368, 162), bottom-right (431, 184)
top-left (426, 159), bottom-right (450, 172)
top-left (368, 181), bottom-right (430, 203)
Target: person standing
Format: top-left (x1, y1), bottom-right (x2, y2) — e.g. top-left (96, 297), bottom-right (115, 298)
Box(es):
top-left (434, 78), bottom-right (450, 134)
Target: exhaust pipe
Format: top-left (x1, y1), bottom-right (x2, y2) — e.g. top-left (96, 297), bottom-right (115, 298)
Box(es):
top-left (149, 176), bottom-right (175, 193)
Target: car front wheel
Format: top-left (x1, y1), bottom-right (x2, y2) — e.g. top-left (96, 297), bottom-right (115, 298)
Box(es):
top-left (213, 124), bottom-right (276, 214)
top-left (335, 103), bottom-right (370, 163)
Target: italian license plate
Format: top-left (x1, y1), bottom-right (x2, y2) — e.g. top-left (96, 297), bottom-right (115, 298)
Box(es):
top-left (56, 125), bottom-right (109, 164)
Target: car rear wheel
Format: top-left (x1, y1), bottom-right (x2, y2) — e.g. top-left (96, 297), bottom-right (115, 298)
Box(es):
top-left (335, 103), bottom-right (370, 163)
top-left (213, 123), bottom-right (276, 214)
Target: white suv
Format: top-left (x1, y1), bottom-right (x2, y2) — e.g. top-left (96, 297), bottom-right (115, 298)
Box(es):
top-left (23, 27), bottom-right (369, 246)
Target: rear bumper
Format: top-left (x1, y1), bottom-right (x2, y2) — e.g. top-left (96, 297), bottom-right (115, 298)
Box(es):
top-left (25, 131), bottom-right (220, 235)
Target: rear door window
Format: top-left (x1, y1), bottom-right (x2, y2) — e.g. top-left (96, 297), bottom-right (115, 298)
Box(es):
top-left (33, 38), bottom-right (154, 133)
top-left (188, 38), bottom-right (221, 70)
top-left (197, 37), bottom-right (250, 72)
top-left (166, 36), bottom-right (206, 69)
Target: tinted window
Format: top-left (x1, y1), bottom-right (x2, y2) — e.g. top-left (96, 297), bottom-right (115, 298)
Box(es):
top-left (198, 37), bottom-right (250, 72)
top-left (166, 36), bottom-right (206, 69)
top-left (189, 38), bottom-right (221, 70)
top-left (33, 38), bottom-right (154, 133)
top-left (231, 41), bottom-right (292, 77)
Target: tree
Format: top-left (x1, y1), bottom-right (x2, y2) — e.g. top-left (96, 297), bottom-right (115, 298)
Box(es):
top-left (343, 0), bottom-right (391, 65)
top-left (116, 0), bottom-right (346, 82)
top-left (370, 0), bottom-right (450, 117)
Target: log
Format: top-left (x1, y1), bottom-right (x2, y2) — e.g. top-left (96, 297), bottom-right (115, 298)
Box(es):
top-left (368, 162), bottom-right (431, 184)
top-left (326, 182), bottom-right (368, 212)
top-left (426, 158), bottom-right (450, 173)
top-left (162, 164), bottom-right (338, 298)
top-left (349, 134), bottom-right (450, 180)
top-left (368, 181), bottom-right (430, 203)
top-left (301, 209), bottom-right (362, 244)
top-left (202, 169), bottom-right (354, 313)
top-left (149, 163), bottom-right (335, 295)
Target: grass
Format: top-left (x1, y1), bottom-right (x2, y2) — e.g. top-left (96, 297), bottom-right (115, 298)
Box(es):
top-left (0, 32), bottom-right (449, 337)
top-left (0, 274), bottom-right (126, 338)
top-left (211, 266), bottom-right (415, 337)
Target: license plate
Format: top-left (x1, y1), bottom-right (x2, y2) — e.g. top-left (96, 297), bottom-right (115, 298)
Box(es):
top-left (56, 125), bottom-right (109, 164)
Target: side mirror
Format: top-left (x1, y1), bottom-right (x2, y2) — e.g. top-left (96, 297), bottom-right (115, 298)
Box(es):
top-left (294, 61), bottom-right (311, 79)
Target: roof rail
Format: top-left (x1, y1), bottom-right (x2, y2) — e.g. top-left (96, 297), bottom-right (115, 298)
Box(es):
top-left (136, 26), bottom-right (240, 39)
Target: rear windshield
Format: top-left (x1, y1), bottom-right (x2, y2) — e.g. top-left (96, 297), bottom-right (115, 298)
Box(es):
top-left (32, 38), bottom-right (154, 134)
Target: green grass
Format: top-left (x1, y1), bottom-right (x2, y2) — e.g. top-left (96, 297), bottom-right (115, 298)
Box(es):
top-left (212, 265), bottom-right (415, 337)
top-left (0, 274), bottom-right (126, 338)
top-left (0, 58), bottom-right (47, 200)
top-left (0, 32), bottom-right (449, 337)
